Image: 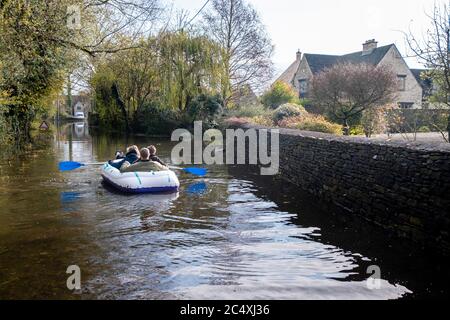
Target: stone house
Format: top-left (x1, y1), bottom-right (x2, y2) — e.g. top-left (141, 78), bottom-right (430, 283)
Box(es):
top-left (53, 95), bottom-right (91, 116)
top-left (277, 40), bottom-right (426, 109)
top-left (71, 95), bottom-right (91, 115)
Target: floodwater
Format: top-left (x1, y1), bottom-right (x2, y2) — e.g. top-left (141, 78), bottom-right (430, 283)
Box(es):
top-left (0, 122), bottom-right (448, 300)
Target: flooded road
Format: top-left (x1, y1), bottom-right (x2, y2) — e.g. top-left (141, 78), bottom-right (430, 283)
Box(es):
top-left (0, 123), bottom-right (448, 299)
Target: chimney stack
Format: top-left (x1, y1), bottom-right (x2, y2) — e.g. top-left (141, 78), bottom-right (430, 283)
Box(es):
top-left (296, 50), bottom-right (302, 61)
top-left (362, 39), bottom-right (378, 55)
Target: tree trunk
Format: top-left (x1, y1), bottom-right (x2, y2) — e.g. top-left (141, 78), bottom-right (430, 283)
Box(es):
top-left (111, 82), bottom-right (130, 133)
top-left (7, 105), bottom-right (33, 146)
top-left (343, 119), bottom-right (350, 136)
top-left (447, 114), bottom-right (450, 143)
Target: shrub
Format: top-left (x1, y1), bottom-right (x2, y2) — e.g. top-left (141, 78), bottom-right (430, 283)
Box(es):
top-left (247, 115), bottom-right (275, 127)
top-left (133, 103), bottom-right (181, 135)
top-left (0, 106), bottom-right (12, 145)
top-left (279, 114), bottom-right (342, 135)
top-left (272, 103), bottom-right (306, 124)
top-left (261, 81), bottom-right (300, 109)
top-left (418, 126), bottom-right (431, 133)
top-left (188, 94), bottom-right (224, 128)
top-left (360, 107), bottom-right (388, 137)
top-left (227, 103), bottom-right (271, 118)
top-left (350, 125), bottom-right (365, 136)
top-left (224, 117), bottom-right (251, 127)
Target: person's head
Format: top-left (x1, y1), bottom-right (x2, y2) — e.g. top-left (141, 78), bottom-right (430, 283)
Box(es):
top-left (127, 145), bottom-right (140, 158)
top-left (140, 148), bottom-right (150, 160)
top-left (148, 145), bottom-right (157, 156)
top-left (115, 150), bottom-right (124, 159)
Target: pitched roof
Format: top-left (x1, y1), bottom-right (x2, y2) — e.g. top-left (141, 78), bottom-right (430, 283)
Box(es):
top-left (410, 69), bottom-right (426, 83)
top-left (304, 44), bottom-right (394, 75)
top-left (303, 54), bottom-right (340, 74)
top-left (410, 69), bottom-right (433, 95)
top-left (276, 58), bottom-right (301, 86)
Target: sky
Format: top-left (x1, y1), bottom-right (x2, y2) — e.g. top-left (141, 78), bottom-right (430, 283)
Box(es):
top-left (170, 0), bottom-right (438, 77)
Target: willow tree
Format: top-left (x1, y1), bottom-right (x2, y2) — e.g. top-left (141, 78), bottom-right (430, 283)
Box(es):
top-left (158, 31), bottom-right (227, 111)
top-left (90, 38), bottom-right (161, 130)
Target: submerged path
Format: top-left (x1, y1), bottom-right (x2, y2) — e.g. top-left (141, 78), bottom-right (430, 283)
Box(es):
top-left (0, 123), bottom-right (448, 299)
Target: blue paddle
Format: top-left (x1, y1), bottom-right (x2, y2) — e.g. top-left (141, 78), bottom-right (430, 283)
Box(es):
top-left (58, 161), bottom-right (208, 176)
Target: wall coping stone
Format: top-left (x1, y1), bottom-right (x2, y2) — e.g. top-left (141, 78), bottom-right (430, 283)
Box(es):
top-left (231, 123), bottom-right (450, 153)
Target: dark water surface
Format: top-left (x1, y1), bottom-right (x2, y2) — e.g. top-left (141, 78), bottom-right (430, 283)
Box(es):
top-left (0, 123), bottom-right (448, 300)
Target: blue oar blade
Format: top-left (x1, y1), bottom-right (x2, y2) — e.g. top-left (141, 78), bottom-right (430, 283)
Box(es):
top-left (59, 161), bottom-right (84, 172)
top-left (183, 167), bottom-right (207, 176)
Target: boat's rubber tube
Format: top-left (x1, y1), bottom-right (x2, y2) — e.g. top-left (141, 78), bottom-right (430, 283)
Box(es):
top-left (101, 163), bottom-right (180, 194)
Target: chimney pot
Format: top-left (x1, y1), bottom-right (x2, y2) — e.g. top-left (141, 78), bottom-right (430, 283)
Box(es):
top-left (296, 50), bottom-right (302, 61)
top-left (362, 39), bottom-right (378, 55)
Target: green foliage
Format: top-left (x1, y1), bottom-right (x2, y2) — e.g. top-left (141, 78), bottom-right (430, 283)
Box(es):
top-left (272, 103), bottom-right (306, 124)
top-left (261, 81), bottom-right (300, 109)
top-left (158, 31), bottom-right (227, 111)
top-left (0, 106), bottom-right (12, 145)
top-left (349, 125), bottom-right (365, 136)
top-left (0, 0), bottom-right (73, 142)
top-left (91, 32), bottom-right (228, 134)
top-left (90, 66), bottom-right (125, 130)
top-left (386, 108), bottom-right (449, 136)
top-left (278, 114), bottom-right (342, 135)
top-left (187, 94), bottom-right (224, 128)
top-left (236, 115), bottom-right (274, 127)
top-left (132, 103), bottom-right (181, 136)
top-left (227, 103), bottom-right (271, 118)
top-left (418, 126), bottom-right (431, 133)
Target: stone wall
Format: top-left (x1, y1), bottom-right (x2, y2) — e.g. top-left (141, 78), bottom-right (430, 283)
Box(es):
top-left (231, 124), bottom-right (450, 255)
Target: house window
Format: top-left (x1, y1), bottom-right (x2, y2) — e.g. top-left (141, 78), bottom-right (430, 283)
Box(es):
top-left (399, 102), bottom-right (414, 109)
top-left (397, 75), bottom-right (406, 91)
top-left (299, 79), bottom-right (308, 98)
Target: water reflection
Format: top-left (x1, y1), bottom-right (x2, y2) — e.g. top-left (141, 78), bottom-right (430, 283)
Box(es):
top-left (0, 123), bottom-right (448, 299)
top-left (186, 182), bottom-right (208, 195)
top-left (60, 191), bottom-right (83, 203)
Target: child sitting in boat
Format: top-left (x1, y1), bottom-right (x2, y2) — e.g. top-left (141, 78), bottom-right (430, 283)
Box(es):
top-left (109, 145), bottom-right (140, 170)
top-left (147, 145), bottom-right (166, 167)
top-left (121, 148), bottom-right (168, 173)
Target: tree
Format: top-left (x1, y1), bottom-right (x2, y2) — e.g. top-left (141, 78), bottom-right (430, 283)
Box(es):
top-left (0, 0), bottom-right (163, 143)
top-left (0, 0), bottom-right (71, 142)
top-left (158, 31), bottom-right (226, 111)
top-left (404, 1), bottom-right (450, 141)
top-left (90, 32), bottom-right (227, 131)
top-left (202, 0), bottom-right (274, 104)
top-left (311, 63), bottom-right (397, 135)
top-left (261, 81), bottom-right (300, 109)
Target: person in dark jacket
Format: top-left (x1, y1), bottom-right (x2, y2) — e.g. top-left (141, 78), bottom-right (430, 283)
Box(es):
top-left (109, 146), bottom-right (140, 170)
top-left (147, 145), bottom-right (167, 167)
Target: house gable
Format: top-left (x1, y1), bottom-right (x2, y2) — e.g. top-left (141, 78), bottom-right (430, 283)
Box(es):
top-left (377, 45), bottom-right (423, 108)
top-left (292, 56), bottom-right (314, 94)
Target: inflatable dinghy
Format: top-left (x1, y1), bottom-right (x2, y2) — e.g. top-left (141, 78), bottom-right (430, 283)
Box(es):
top-left (101, 163), bottom-right (180, 194)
